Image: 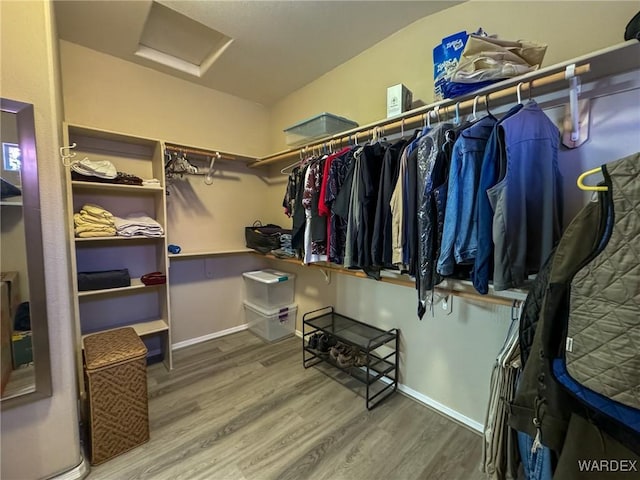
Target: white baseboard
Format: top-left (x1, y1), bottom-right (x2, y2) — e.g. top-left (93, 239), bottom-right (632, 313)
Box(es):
top-left (172, 324), bottom-right (249, 350)
top-left (396, 383), bottom-right (484, 433)
top-left (179, 326), bottom-right (484, 433)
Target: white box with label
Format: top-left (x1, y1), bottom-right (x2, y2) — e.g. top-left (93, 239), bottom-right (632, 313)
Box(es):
top-left (387, 84), bottom-right (413, 118)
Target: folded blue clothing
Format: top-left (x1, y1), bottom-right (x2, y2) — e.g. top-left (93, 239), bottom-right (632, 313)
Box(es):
top-left (441, 79), bottom-right (500, 99)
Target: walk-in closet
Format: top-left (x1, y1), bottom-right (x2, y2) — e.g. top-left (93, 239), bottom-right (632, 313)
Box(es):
top-left (2, 2), bottom-right (639, 480)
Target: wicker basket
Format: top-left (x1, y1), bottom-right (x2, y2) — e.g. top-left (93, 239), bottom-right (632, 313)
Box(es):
top-left (83, 327), bottom-right (149, 465)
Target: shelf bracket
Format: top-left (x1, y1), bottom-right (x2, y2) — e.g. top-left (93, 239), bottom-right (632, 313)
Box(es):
top-left (562, 64), bottom-right (590, 149)
top-left (319, 268), bottom-right (331, 284)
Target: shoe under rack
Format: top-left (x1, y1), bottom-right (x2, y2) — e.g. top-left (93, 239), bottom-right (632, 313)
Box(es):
top-left (302, 306), bottom-right (399, 410)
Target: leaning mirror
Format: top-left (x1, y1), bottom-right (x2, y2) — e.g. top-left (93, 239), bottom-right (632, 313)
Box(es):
top-left (1, 98), bottom-right (52, 408)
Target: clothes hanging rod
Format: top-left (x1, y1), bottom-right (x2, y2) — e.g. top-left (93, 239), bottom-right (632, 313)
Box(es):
top-left (164, 143), bottom-right (252, 163)
top-left (249, 63), bottom-right (591, 168)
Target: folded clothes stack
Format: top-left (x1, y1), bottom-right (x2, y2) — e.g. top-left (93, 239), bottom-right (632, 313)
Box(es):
top-left (280, 233), bottom-right (295, 256)
top-left (71, 158), bottom-right (144, 186)
top-left (113, 212), bottom-right (164, 237)
top-left (74, 204), bottom-right (116, 237)
top-left (142, 178), bottom-right (161, 187)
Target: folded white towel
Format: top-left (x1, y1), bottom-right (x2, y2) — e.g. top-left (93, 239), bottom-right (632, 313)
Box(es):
top-left (71, 158), bottom-right (117, 179)
top-left (117, 226), bottom-right (164, 237)
top-left (142, 178), bottom-right (161, 187)
top-left (113, 212), bottom-right (164, 237)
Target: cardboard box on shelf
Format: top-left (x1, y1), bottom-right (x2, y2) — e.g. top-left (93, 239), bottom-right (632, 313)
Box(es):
top-left (11, 331), bottom-right (32, 368)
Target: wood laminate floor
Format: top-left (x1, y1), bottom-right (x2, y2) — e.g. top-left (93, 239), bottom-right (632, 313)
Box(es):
top-left (87, 331), bottom-right (487, 480)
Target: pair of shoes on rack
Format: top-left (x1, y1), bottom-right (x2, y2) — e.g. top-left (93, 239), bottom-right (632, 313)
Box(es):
top-left (317, 334), bottom-right (337, 353)
top-left (330, 342), bottom-right (369, 368)
top-left (308, 333), bottom-right (336, 355)
top-left (308, 333), bottom-right (321, 350)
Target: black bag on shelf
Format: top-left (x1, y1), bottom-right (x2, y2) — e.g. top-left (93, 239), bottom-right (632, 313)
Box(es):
top-left (245, 221), bottom-right (290, 254)
top-left (77, 269), bottom-right (131, 291)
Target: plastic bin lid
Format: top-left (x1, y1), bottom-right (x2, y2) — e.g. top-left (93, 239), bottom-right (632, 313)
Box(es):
top-left (284, 112), bottom-right (358, 131)
top-left (243, 300), bottom-right (297, 316)
top-left (242, 269), bottom-right (295, 284)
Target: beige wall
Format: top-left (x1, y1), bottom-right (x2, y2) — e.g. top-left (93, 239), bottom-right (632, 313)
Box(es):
top-left (1, 1), bottom-right (82, 479)
top-left (59, 40), bottom-right (271, 158)
top-left (268, 0), bottom-right (637, 151)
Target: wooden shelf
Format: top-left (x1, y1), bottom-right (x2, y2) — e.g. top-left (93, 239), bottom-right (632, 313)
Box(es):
top-left (77, 277), bottom-right (165, 297)
top-left (168, 248), bottom-right (253, 259)
top-left (71, 181), bottom-right (163, 193)
top-left (75, 235), bottom-right (165, 243)
top-left (0, 200), bottom-right (23, 206)
top-left (259, 253), bottom-right (527, 307)
top-left (81, 318), bottom-right (169, 341)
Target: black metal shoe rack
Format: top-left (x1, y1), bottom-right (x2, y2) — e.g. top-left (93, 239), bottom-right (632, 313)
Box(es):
top-left (302, 306), bottom-right (399, 410)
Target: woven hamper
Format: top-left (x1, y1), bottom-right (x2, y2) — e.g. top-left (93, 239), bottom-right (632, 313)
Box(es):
top-left (83, 327), bottom-right (149, 465)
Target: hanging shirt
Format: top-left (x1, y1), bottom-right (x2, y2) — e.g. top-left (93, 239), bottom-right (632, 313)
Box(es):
top-left (438, 115), bottom-right (497, 276)
top-left (355, 142), bottom-right (387, 269)
top-left (372, 139), bottom-right (406, 267)
top-left (416, 123), bottom-right (452, 319)
top-left (390, 146), bottom-right (408, 267)
top-left (302, 161), bottom-right (328, 263)
top-left (325, 148), bottom-right (354, 264)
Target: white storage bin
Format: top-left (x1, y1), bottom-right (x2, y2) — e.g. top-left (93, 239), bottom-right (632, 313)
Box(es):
top-left (243, 269), bottom-right (295, 309)
top-left (244, 301), bottom-right (297, 342)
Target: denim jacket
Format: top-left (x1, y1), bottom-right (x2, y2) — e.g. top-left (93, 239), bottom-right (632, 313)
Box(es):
top-left (437, 115), bottom-right (496, 276)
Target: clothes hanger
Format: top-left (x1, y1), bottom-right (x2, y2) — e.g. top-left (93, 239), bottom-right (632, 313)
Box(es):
top-left (577, 167), bottom-right (608, 191)
top-left (280, 156), bottom-right (300, 175)
top-left (485, 94), bottom-right (494, 117)
top-left (516, 82), bottom-right (524, 105)
top-left (471, 96), bottom-right (480, 121)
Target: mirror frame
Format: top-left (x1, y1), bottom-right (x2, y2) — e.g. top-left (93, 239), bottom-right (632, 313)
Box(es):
top-left (1, 98), bottom-right (52, 409)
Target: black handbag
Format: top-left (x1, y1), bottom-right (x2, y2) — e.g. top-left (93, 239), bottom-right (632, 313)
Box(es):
top-left (245, 221), bottom-right (290, 254)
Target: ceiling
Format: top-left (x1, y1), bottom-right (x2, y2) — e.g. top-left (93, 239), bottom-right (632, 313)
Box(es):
top-left (54, 0), bottom-right (461, 105)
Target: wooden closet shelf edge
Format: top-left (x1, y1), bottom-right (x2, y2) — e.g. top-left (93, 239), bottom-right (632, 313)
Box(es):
top-left (248, 63), bottom-right (593, 168)
top-left (258, 253), bottom-right (524, 307)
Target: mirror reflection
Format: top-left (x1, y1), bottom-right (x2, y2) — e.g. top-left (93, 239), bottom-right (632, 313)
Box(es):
top-left (1, 109), bottom-right (35, 399)
top-left (1, 98), bottom-right (52, 407)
